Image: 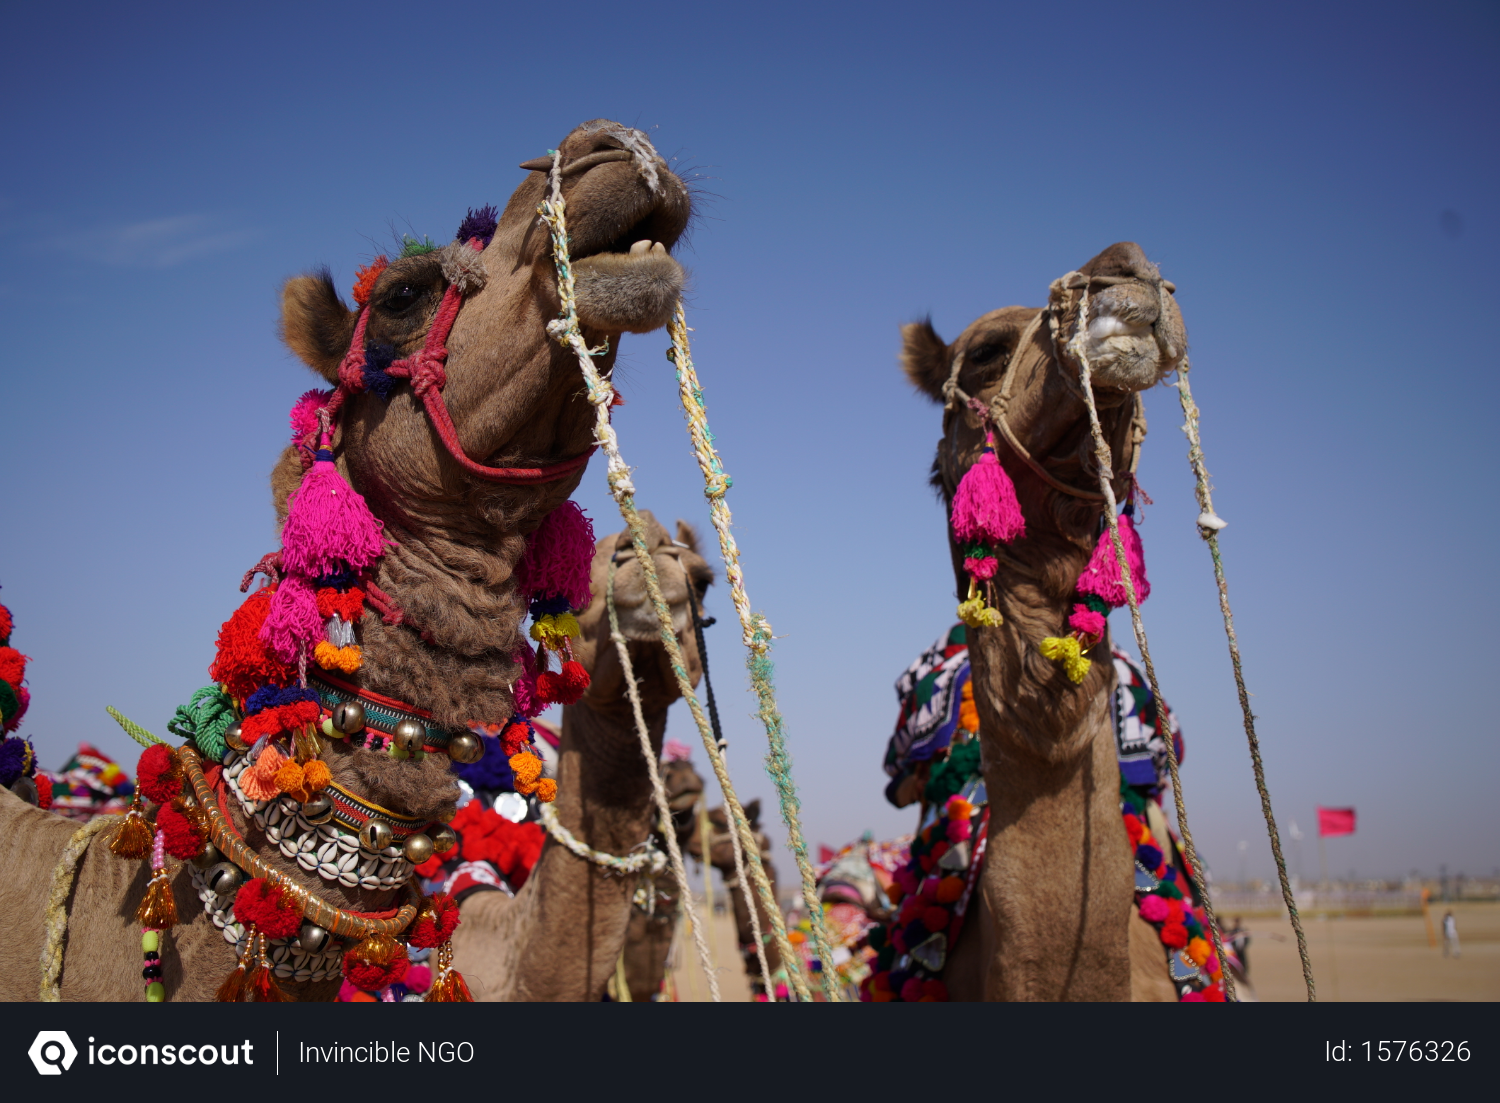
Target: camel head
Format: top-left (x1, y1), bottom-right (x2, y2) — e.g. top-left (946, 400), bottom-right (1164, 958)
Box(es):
top-left (572, 514), bottom-right (714, 721)
top-left (686, 799), bottom-right (765, 869)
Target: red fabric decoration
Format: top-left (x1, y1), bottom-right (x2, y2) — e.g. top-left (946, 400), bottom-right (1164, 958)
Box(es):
top-left (344, 953), bottom-right (407, 993)
top-left (452, 801), bottom-right (546, 888)
top-left (1203, 984), bottom-right (1226, 1002)
top-left (499, 719), bottom-right (531, 758)
top-left (232, 878), bottom-right (303, 940)
top-left (316, 587), bottom-right (366, 622)
top-left (407, 892), bottom-right (462, 949)
top-left (210, 587), bottom-right (296, 699)
top-left (137, 744), bottom-right (182, 805)
top-left (920, 979), bottom-right (948, 1002)
top-left (35, 773), bottom-right (52, 810)
top-left (921, 905), bottom-right (950, 932)
top-left (241, 700), bottom-right (321, 743)
top-left (352, 257), bottom-right (389, 307)
top-left (1123, 813), bottom-right (1144, 842)
top-left (1160, 922), bottom-right (1189, 949)
top-left (0, 646), bottom-right (27, 690)
top-left (0, 603), bottom-right (12, 641)
top-left (157, 800), bottom-right (206, 860)
top-left (558, 660), bottom-right (590, 699)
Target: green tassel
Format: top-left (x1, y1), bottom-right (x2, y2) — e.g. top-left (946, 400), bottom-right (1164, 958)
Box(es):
top-left (107, 706), bottom-right (166, 748)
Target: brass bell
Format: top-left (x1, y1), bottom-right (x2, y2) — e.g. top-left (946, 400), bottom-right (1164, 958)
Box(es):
top-left (205, 862), bottom-right (244, 896)
top-left (224, 721), bottom-right (248, 753)
top-left (191, 842), bottom-right (222, 870)
top-left (9, 776), bottom-right (39, 805)
top-left (331, 700), bottom-right (366, 736)
top-left (446, 731), bottom-right (484, 764)
top-left (392, 718), bottom-right (426, 757)
top-left (403, 832), bottom-right (435, 865)
top-left (359, 820), bottom-right (393, 852)
top-left (430, 824), bottom-right (458, 854)
top-left (297, 922), bottom-right (330, 954)
top-left (302, 794), bottom-right (334, 824)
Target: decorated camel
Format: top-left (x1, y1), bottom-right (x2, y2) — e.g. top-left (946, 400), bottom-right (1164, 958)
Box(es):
top-left (879, 242), bottom-right (1221, 1001)
top-left (0, 118), bottom-right (695, 1001)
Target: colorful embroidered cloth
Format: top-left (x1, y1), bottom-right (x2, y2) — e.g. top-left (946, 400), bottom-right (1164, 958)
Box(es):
top-left (884, 624), bottom-right (970, 791)
top-left (1112, 647), bottom-right (1184, 791)
top-left (41, 742), bottom-right (135, 822)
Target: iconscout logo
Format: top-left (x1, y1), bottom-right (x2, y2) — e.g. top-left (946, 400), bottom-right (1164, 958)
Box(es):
top-left (29, 1031), bottom-right (78, 1075)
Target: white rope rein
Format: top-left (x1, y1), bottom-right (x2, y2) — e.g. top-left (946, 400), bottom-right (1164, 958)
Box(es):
top-left (538, 802), bottom-right (666, 877)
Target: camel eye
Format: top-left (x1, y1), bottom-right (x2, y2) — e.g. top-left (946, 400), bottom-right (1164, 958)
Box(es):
top-left (383, 284), bottom-right (419, 312)
top-left (967, 342), bottom-right (1006, 366)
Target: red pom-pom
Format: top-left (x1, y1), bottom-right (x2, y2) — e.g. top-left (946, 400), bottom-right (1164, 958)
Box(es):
top-left (352, 257), bottom-right (389, 308)
top-left (408, 892), bottom-right (462, 949)
top-left (210, 588), bottom-right (296, 699)
top-left (899, 977), bottom-right (924, 1002)
top-left (316, 587), bottom-right (366, 622)
top-left (898, 897), bottom-right (922, 926)
top-left (499, 719), bottom-right (531, 758)
top-left (558, 660), bottom-right (590, 698)
top-left (1202, 983), bottom-right (1226, 1002)
top-left (137, 744), bottom-right (182, 805)
top-left (920, 979), bottom-right (949, 1002)
top-left (921, 905), bottom-right (950, 932)
top-left (0, 603), bottom-right (12, 641)
top-left (0, 646), bottom-right (28, 691)
top-left (35, 773), bottom-right (52, 810)
top-left (157, 801), bottom-right (206, 860)
top-left (1160, 922), bottom-right (1189, 949)
top-left (233, 877), bottom-right (303, 940)
top-left (344, 954), bottom-right (407, 993)
top-left (534, 670), bottom-right (563, 705)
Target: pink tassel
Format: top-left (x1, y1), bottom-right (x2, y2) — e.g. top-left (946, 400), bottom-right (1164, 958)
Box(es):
top-left (962, 555), bottom-right (998, 580)
top-left (259, 574), bottom-right (325, 663)
top-left (289, 389), bottom-right (333, 443)
top-left (1068, 604), bottom-right (1107, 637)
top-left (1075, 514), bottom-right (1150, 607)
top-left (514, 501), bottom-right (595, 609)
top-left (511, 643), bottom-right (544, 718)
top-left (950, 433), bottom-right (1024, 546)
top-left (279, 455), bottom-right (387, 578)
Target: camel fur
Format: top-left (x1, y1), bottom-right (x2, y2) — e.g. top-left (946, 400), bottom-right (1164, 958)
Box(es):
top-left (0, 119), bottom-right (692, 1001)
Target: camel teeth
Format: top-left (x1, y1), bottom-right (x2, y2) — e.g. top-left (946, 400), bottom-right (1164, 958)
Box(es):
top-left (650, 242), bottom-right (667, 256)
top-left (630, 239), bottom-right (651, 256)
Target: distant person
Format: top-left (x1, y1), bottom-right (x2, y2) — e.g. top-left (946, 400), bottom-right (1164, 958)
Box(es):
top-left (1225, 916), bottom-right (1251, 978)
top-left (1442, 911), bottom-right (1460, 958)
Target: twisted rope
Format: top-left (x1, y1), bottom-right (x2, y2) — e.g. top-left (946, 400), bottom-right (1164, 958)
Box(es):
top-left (538, 167), bottom-right (818, 1001)
top-left (39, 815), bottom-right (122, 1001)
top-left (1173, 356), bottom-right (1316, 1001)
top-left (667, 310), bottom-right (842, 1000)
top-left (538, 802), bottom-right (666, 877)
top-left (1066, 287), bottom-right (1236, 1001)
top-left (604, 557), bottom-right (723, 1001)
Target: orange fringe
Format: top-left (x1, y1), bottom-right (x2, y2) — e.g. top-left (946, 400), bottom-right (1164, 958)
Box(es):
top-left (110, 803), bottom-right (152, 860)
top-left (136, 870), bottom-right (178, 930)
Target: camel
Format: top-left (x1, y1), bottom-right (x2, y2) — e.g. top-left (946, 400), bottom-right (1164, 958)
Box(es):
top-left (0, 118), bottom-right (694, 1001)
top-left (897, 242), bottom-right (1196, 1001)
top-left (451, 513), bottom-right (717, 1000)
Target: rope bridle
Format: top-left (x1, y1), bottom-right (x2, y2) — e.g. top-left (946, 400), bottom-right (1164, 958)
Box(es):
top-left (304, 241), bottom-right (596, 486)
top-left (939, 271), bottom-right (1167, 505)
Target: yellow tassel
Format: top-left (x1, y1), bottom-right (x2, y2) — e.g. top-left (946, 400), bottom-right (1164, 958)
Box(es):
top-left (136, 868), bottom-right (179, 930)
top-left (957, 595), bottom-right (1003, 628)
top-left (302, 758), bottom-right (332, 791)
top-left (1039, 636), bottom-right (1092, 684)
top-left (529, 612), bottom-right (580, 649)
top-left (424, 942), bottom-right (474, 1002)
top-left (552, 612), bottom-right (580, 639)
top-left (110, 800), bottom-right (153, 860)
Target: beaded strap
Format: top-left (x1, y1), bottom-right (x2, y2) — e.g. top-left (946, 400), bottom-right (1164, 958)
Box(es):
top-left (180, 746), bottom-right (420, 940)
top-left (310, 672), bottom-right (453, 754)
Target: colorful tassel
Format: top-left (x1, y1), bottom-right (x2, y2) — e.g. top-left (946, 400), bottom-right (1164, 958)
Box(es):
top-left (210, 586), bottom-right (296, 699)
top-left (278, 451), bottom-right (387, 579)
top-left (1075, 514), bottom-right (1150, 608)
top-left (950, 432), bottom-right (1025, 546)
top-left (514, 501), bottom-right (595, 609)
top-left (259, 574), bottom-right (325, 664)
top-left (313, 640), bottom-right (362, 673)
top-left (110, 795), bottom-right (153, 859)
top-left (1039, 635), bottom-right (1092, 684)
top-left (424, 941), bottom-right (474, 1002)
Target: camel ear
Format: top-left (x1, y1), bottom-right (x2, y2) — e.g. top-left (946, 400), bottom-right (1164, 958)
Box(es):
top-left (279, 269), bottom-right (357, 383)
top-left (900, 317), bottom-right (951, 403)
top-left (674, 519), bottom-right (700, 552)
top-left (744, 798), bottom-right (761, 830)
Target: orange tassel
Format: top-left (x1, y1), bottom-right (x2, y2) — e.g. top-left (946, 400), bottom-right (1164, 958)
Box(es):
top-left (248, 962), bottom-right (290, 1002)
top-left (136, 869), bottom-right (178, 930)
top-left (424, 942), bottom-right (474, 1002)
top-left (302, 759), bottom-right (332, 791)
top-left (110, 800), bottom-right (153, 860)
top-left (348, 932), bottom-right (400, 967)
top-left (216, 962), bottom-right (250, 1002)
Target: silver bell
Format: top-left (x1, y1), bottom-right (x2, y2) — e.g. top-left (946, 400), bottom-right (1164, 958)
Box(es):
top-left (297, 922), bottom-right (330, 954)
top-left (331, 700), bottom-right (366, 735)
top-left (430, 824), bottom-right (458, 855)
top-left (224, 721), bottom-right (248, 753)
top-left (446, 731), bottom-right (484, 765)
top-left (392, 718), bottom-right (426, 756)
top-left (403, 832), bottom-right (435, 865)
top-left (359, 820), bottom-right (393, 852)
top-left (205, 862), bottom-right (244, 896)
top-left (302, 794), bottom-right (334, 824)
top-left (9, 776), bottom-right (39, 805)
top-left (191, 842), bottom-right (223, 870)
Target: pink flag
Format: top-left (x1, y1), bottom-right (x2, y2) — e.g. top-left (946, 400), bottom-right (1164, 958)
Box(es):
top-left (1317, 806), bottom-right (1356, 837)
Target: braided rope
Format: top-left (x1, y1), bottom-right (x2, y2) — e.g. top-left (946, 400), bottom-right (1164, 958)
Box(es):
top-left (537, 802), bottom-right (666, 876)
top-left (1173, 357), bottom-right (1316, 1001)
top-left (667, 311), bottom-right (842, 1000)
top-left (1066, 288), bottom-right (1235, 1000)
top-left (538, 169), bottom-right (817, 1002)
top-left (108, 705), bottom-right (166, 748)
top-left (39, 815), bottom-right (122, 1001)
top-left (604, 558), bottom-right (723, 1001)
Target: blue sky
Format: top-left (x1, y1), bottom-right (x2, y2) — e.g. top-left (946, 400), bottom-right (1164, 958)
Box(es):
top-left (2, 1), bottom-right (1496, 888)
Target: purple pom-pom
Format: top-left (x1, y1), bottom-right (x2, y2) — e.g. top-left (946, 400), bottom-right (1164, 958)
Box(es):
top-left (0, 737), bottom-right (34, 786)
top-left (452, 734), bottom-right (516, 791)
top-left (456, 205), bottom-right (499, 248)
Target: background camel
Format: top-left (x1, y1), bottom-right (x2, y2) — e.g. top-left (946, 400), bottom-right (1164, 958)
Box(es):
top-left (0, 119), bottom-right (692, 1001)
top-left (900, 242), bottom-right (1188, 1000)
